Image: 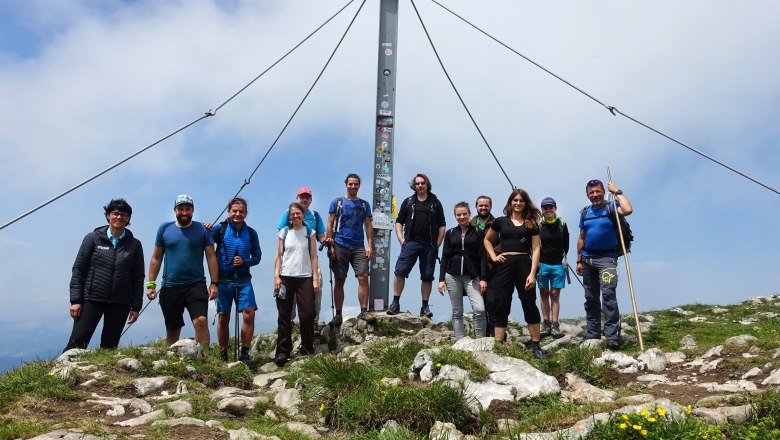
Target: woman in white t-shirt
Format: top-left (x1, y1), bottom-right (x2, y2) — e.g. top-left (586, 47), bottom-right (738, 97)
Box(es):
top-left (273, 203), bottom-right (320, 367)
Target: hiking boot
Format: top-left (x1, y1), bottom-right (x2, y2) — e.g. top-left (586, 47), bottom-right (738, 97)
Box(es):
top-left (274, 355), bottom-right (288, 367)
top-left (357, 311), bottom-right (377, 324)
top-left (239, 348), bottom-right (249, 362)
top-left (220, 350), bottom-right (228, 362)
top-left (386, 301), bottom-right (401, 315)
top-left (531, 345), bottom-right (546, 359)
top-left (541, 320), bottom-right (552, 336)
top-left (420, 304), bottom-right (433, 319)
top-left (329, 314), bottom-right (343, 327)
top-left (550, 322), bottom-right (564, 339)
top-left (606, 339), bottom-right (621, 350)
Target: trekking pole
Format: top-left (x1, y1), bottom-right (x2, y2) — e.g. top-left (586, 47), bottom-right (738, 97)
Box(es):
top-left (607, 167), bottom-right (643, 351)
top-left (233, 250), bottom-right (240, 362)
top-left (119, 297), bottom-right (155, 339)
top-left (562, 258), bottom-right (585, 288)
top-left (320, 242), bottom-right (336, 320)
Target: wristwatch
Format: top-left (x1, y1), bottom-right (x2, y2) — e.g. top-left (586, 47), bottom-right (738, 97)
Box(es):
top-left (614, 189), bottom-right (623, 195)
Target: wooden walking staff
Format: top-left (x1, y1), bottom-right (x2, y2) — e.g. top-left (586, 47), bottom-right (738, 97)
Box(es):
top-left (607, 167), bottom-right (644, 351)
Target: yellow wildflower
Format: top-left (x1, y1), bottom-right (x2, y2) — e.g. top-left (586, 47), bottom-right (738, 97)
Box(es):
top-left (686, 405), bottom-right (692, 415)
top-left (622, 414), bottom-right (629, 420)
top-left (379, 378), bottom-right (385, 383)
top-left (633, 424), bottom-right (642, 430)
top-left (49, 372), bottom-right (55, 376)
top-left (619, 423), bottom-right (627, 429)
top-left (391, 383), bottom-right (398, 387)
top-left (436, 363), bottom-right (441, 367)
top-left (319, 403), bottom-right (325, 412)
top-left (657, 407), bottom-right (667, 416)
top-left (641, 429), bottom-right (648, 436)
top-left (640, 408), bottom-right (648, 416)
top-left (647, 417), bottom-right (656, 423)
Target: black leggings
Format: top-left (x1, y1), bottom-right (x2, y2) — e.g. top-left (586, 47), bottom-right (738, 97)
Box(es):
top-left (63, 301), bottom-right (131, 351)
top-left (486, 254), bottom-right (541, 327)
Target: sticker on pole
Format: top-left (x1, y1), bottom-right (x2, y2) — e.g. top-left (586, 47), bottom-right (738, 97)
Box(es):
top-left (372, 212), bottom-right (395, 230)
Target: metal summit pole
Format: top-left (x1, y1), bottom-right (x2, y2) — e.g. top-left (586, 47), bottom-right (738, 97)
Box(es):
top-left (369, 0), bottom-right (399, 311)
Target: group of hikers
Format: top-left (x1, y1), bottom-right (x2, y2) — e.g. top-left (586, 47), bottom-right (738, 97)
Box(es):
top-left (64, 172), bottom-right (633, 366)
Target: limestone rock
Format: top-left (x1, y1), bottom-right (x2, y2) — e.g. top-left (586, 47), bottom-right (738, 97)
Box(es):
top-left (762, 368), bottom-right (780, 385)
top-left (117, 357), bottom-right (141, 371)
top-left (253, 371), bottom-right (287, 388)
top-left (284, 422), bottom-right (320, 437)
top-left (152, 416), bottom-right (207, 427)
top-left (566, 373), bottom-right (617, 404)
top-left (429, 421), bottom-right (465, 440)
top-left (169, 338), bottom-right (202, 358)
top-left (680, 335), bottom-right (697, 349)
top-left (725, 334), bottom-right (759, 346)
top-left (637, 348), bottom-right (667, 373)
top-left (217, 396), bottom-right (258, 416)
top-left (114, 409), bottom-right (166, 426)
top-left (274, 388), bottom-right (301, 415)
top-left (132, 376), bottom-right (168, 396)
top-left (164, 399), bottom-right (193, 416)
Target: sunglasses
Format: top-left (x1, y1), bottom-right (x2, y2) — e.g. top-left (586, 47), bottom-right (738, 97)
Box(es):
top-left (229, 197), bottom-right (247, 206)
top-left (587, 179), bottom-right (602, 187)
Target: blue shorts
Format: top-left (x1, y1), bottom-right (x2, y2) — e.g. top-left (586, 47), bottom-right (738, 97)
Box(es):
top-left (216, 280), bottom-right (257, 314)
top-left (394, 241), bottom-right (437, 282)
top-left (536, 263), bottom-right (566, 290)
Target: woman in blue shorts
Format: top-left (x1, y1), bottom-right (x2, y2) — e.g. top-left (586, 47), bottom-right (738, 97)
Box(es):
top-left (536, 197), bottom-right (569, 338)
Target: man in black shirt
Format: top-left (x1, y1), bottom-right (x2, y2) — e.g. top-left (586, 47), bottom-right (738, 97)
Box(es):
top-left (387, 173), bottom-right (446, 318)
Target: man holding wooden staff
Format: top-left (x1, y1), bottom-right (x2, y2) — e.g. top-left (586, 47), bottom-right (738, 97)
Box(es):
top-left (576, 179), bottom-right (633, 350)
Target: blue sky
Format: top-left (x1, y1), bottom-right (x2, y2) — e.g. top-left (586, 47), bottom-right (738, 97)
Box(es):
top-left (1, 0), bottom-right (779, 371)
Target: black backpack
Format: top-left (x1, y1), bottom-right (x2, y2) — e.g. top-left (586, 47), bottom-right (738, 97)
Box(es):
top-left (580, 204), bottom-right (634, 255)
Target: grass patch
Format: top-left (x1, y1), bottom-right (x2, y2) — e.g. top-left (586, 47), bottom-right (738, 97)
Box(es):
top-left (0, 362), bottom-right (79, 413)
top-left (431, 347), bottom-right (490, 382)
top-left (0, 417), bottom-right (51, 440)
top-left (364, 340), bottom-right (428, 377)
top-left (374, 320), bottom-right (401, 337)
top-left (536, 346), bottom-right (611, 388)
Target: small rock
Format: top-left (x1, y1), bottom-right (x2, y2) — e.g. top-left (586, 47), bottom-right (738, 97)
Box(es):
top-left (117, 358), bottom-right (142, 371)
top-left (132, 376), bottom-right (168, 397)
top-left (724, 335), bottom-right (759, 346)
top-left (164, 399), bottom-right (192, 416)
top-left (152, 417), bottom-right (207, 427)
top-left (429, 420), bottom-right (465, 440)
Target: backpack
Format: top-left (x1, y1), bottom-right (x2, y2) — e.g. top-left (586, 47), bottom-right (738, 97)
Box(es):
top-left (538, 217), bottom-right (568, 258)
top-left (333, 197), bottom-right (368, 234)
top-left (214, 220), bottom-right (257, 261)
top-left (580, 204), bottom-right (634, 255)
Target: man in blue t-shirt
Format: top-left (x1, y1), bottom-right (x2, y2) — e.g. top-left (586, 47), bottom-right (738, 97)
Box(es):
top-left (576, 179), bottom-right (633, 350)
top-left (147, 194), bottom-right (219, 350)
top-left (325, 173), bottom-right (375, 326)
top-left (276, 186), bottom-right (327, 325)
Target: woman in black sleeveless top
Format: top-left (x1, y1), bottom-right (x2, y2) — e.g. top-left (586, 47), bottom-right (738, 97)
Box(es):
top-left (484, 188), bottom-right (545, 358)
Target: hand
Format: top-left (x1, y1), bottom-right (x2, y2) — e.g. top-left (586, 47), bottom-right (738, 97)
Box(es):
top-left (147, 288), bottom-right (157, 300)
top-left (438, 281), bottom-right (446, 294)
top-left (524, 274), bottom-right (536, 290)
top-left (479, 280), bottom-right (487, 295)
top-left (127, 310), bottom-right (139, 324)
top-left (313, 278), bottom-right (319, 291)
top-left (203, 221), bottom-right (213, 230)
top-left (365, 247), bottom-right (374, 260)
top-left (274, 276), bottom-right (281, 291)
top-left (69, 304), bottom-right (82, 319)
top-left (607, 182), bottom-right (619, 194)
top-left (233, 255), bottom-right (244, 266)
top-left (576, 262), bottom-right (583, 276)
top-left (208, 284), bottom-right (218, 300)
top-left (492, 254), bottom-right (505, 264)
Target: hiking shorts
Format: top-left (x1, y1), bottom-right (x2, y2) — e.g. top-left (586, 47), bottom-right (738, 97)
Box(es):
top-left (394, 241), bottom-right (437, 282)
top-left (537, 263), bottom-right (566, 290)
top-left (159, 283), bottom-right (209, 330)
top-left (331, 243), bottom-right (368, 279)
top-left (216, 280), bottom-right (257, 314)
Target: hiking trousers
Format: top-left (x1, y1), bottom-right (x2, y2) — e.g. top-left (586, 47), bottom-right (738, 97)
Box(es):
top-left (444, 274), bottom-right (486, 340)
top-left (275, 276), bottom-right (315, 358)
top-left (486, 254), bottom-right (541, 327)
top-left (63, 300), bottom-right (131, 351)
top-left (582, 255), bottom-right (620, 339)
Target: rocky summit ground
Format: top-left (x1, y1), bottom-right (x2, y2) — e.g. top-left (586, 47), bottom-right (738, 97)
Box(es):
top-left (3, 294), bottom-right (780, 439)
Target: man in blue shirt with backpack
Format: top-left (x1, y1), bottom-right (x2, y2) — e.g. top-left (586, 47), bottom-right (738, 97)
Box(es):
top-left (325, 173), bottom-right (375, 326)
top-left (576, 179), bottom-right (633, 350)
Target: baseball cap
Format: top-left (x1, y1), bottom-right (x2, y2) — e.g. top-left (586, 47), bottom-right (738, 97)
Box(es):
top-left (297, 187), bottom-right (313, 196)
top-left (540, 197), bottom-right (556, 207)
top-left (174, 194), bottom-right (194, 207)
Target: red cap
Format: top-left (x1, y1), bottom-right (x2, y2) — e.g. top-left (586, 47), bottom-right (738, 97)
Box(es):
top-left (297, 187), bottom-right (313, 196)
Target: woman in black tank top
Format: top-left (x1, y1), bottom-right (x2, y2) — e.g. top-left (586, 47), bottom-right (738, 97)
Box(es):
top-left (484, 188), bottom-right (546, 359)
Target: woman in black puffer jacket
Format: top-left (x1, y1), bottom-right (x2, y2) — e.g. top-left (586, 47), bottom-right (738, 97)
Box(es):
top-left (63, 199), bottom-right (144, 351)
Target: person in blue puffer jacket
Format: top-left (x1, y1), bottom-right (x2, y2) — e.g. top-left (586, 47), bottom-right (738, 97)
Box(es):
top-left (204, 197), bottom-right (261, 362)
